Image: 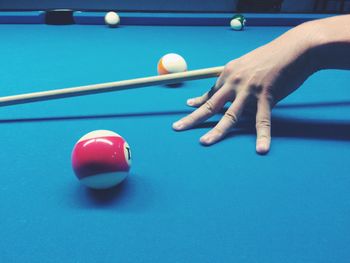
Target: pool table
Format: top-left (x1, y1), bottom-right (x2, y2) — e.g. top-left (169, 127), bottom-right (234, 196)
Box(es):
top-left (0, 12), bottom-right (349, 263)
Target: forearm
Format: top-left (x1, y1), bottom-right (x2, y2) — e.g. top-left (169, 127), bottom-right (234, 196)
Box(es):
top-left (266, 15), bottom-right (350, 72)
top-left (302, 15), bottom-right (350, 70)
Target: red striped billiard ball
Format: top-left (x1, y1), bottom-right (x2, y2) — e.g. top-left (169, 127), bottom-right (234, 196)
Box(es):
top-left (71, 130), bottom-right (131, 189)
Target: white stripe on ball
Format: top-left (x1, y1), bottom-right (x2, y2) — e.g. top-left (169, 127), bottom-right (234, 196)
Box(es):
top-left (230, 19), bottom-right (243, 30)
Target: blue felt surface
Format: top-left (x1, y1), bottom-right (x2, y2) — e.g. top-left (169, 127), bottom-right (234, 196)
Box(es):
top-left (0, 23), bottom-right (349, 263)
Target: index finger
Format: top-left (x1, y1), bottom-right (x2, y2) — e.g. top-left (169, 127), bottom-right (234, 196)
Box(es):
top-left (173, 87), bottom-right (230, 131)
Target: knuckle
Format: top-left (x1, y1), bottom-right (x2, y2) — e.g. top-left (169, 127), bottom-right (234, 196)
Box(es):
top-left (223, 62), bottom-right (235, 75)
top-left (223, 111), bottom-right (238, 124)
top-left (251, 84), bottom-right (263, 95)
top-left (258, 134), bottom-right (271, 140)
top-left (204, 100), bottom-right (216, 114)
top-left (256, 118), bottom-right (271, 129)
top-left (246, 75), bottom-right (271, 95)
top-left (227, 75), bottom-right (242, 85)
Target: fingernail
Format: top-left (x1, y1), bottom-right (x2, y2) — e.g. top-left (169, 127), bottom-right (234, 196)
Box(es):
top-left (256, 143), bottom-right (269, 155)
top-left (187, 99), bottom-right (194, 106)
top-left (200, 135), bottom-right (212, 145)
top-left (173, 122), bottom-right (184, 130)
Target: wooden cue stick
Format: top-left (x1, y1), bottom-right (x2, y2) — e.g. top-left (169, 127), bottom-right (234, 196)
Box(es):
top-left (0, 66), bottom-right (224, 107)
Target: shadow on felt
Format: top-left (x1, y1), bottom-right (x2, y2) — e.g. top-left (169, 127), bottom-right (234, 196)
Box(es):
top-left (194, 114), bottom-right (350, 142)
top-left (71, 174), bottom-right (154, 211)
top-left (2, 100), bottom-right (350, 141)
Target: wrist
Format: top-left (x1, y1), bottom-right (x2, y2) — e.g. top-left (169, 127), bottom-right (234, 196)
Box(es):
top-left (299, 15), bottom-right (350, 70)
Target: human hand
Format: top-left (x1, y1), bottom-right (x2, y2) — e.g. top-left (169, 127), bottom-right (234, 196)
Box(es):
top-left (173, 27), bottom-right (317, 154)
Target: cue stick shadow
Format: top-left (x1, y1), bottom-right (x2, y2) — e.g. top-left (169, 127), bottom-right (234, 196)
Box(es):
top-left (2, 100), bottom-right (350, 141)
top-left (0, 110), bottom-right (194, 124)
top-left (0, 101), bottom-right (349, 124)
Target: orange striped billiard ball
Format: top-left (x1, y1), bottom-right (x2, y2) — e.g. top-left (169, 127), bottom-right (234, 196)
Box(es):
top-left (157, 53), bottom-right (188, 75)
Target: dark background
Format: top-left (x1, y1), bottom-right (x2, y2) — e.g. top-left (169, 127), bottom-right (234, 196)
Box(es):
top-left (0, 0), bottom-right (349, 13)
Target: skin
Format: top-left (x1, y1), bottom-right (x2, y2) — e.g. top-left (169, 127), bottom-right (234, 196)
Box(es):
top-left (173, 14), bottom-right (350, 154)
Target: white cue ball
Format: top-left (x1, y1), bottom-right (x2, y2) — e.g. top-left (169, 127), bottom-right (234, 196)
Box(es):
top-left (104, 11), bottom-right (120, 27)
